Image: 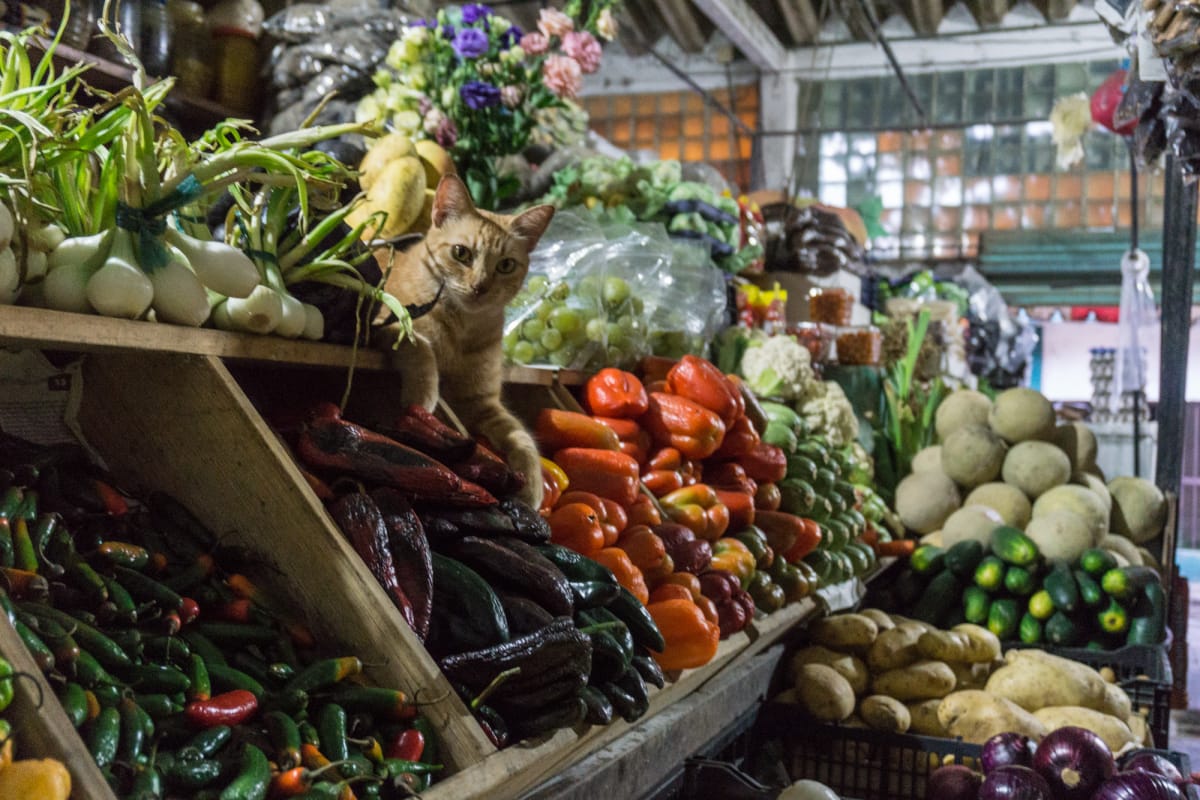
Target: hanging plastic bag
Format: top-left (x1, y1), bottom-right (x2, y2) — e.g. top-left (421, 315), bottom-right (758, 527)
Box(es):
top-left (1114, 248), bottom-right (1159, 404)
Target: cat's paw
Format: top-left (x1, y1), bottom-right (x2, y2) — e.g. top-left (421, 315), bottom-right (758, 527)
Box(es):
top-left (516, 471), bottom-right (544, 510)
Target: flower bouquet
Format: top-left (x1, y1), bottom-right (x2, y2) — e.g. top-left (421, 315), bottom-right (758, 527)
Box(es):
top-left (358, 2), bottom-right (619, 210)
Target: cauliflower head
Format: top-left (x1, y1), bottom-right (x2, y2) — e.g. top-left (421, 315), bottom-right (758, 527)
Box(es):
top-left (739, 335), bottom-right (815, 401)
top-left (799, 380), bottom-right (860, 447)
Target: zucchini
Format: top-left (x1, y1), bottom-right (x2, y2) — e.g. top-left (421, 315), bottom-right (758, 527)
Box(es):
top-left (1003, 565), bottom-right (1037, 597)
top-left (778, 479), bottom-right (816, 517)
top-left (962, 586), bottom-right (992, 624)
top-left (1100, 566), bottom-right (1159, 602)
top-left (990, 526), bottom-right (1039, 567)
top-left (1018, 612), bottom-right (1043, 644)
top-left (945, 540), bottom-right (986, 580)
top-left (813, 468), bottom-right (837, 496)
top-left (1097, 597), bottom-right (1130, 635)
top-left (786, 455), bottom-right (819, 485)
top-left (763, 422), bottom-right (798, 452)
top-left (1073, 569), bottom-right (1104, 608)
top-left (987, 598), bottom-right (1020, 640)
top-left (910, 545), bottom-right (946, 576)
top-left (1080, 548), bottom-right (1118, 577)
top-left (1044, 611), bottom-right (1083, 646)
top-left (804, 551), bottom-right (834, 585)
top-left (1127, 580), bottom-right (1166, 645)
top-left (1027, 589), bottom-right (1055, 621)
top-left (893, 569), bottom-right (927, 607)
top-left (974, 556), bottom-right (1006, 593)
top-left (911, 570), bottom-right (962, 627)
top-left (1043, 563), bottom-right (1080, 613)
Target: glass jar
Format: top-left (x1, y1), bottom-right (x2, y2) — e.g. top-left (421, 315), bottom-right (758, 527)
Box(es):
top-left (140, 0), bottom-right (171, 76)
top-left (809, 287), bottom-right (854, 326)
top-left (789, 322), bottom-right (835, 364)
top-left (212, 26), bottom-right (258, 114)
top-left (168, 0), bottom-right (213, 98)
top-left (837, 326), bottom-right (883, 366)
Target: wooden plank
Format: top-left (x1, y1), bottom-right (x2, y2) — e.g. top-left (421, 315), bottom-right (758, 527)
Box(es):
top-left (0, 614), bottom-right (117, 800)
top-left (76, 351), bottom-right (495, 772)
top-left (690, 0), bottom-right (788, 69)
top-left (0, 306), bottom-right (585, 385)
top-left (422, 630), bottom-right (753, 800)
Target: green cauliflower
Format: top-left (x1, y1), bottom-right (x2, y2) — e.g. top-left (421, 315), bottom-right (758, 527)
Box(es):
top-left (738, 335), bottom-right (816, 402)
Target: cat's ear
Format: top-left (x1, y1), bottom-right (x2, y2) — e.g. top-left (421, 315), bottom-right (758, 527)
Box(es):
top-left (432, 174), bottom-right (476, 227)
top-left (508, 204), bottom-right (555, 250)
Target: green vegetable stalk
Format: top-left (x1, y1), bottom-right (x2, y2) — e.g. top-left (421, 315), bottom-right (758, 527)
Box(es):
top-left (876, 309), bottom-right (945, 500)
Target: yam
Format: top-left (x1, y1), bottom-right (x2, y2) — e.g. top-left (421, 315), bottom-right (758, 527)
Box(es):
top-left (912, 446), bottom-right (945, 474)
top-left (895, 471), bottom-right (961, 535)
top-left (1002, 441), bottom-right (1071, 499)
top-left (1032, 484), bottom-right (1109, 544)
top-left (867, 625), bottom-right (924, 672)
top-left (964, 482), bottom-right (1033, 528)
top-left (941, 425), bottom-right (1007, 488)
top-left (941, 505), bottom-right (1004, 548)
top-left (938, 690), bottom-right (1049, 744)
top-left (872, 660), bottom-right (957, 701)
top-left (1108, 476), bottom-right (1168, 544)
top-left (1053, 422), bottom-right (1099, 472)
top-left (990, 387), bottom-right (1056, 444)
top-left (1024, 511), bottom-right (1094, 563)
top-left (790, 646), bottom-right (870, 695)
top-left (1099, 680), bottom-right (1133, 722)
top-left (859, 695), bottom-right (912, 733)
top-left (908, 699), bottom-right (949, 736)
top-left (936, 389), bottom-right (993, 440)
top-left (1032, 706), bottom-right (1137, 752)
top-left (859, 608), bottom-right (896, 631)
top-left (950, 624), bottom-right (1002, 663)
top-left (808, 613), bottom-right (878, 652)
top-left (794, 664), bottom-right (856, 721)
top-left (986, 649), bottom-right (1108, 712)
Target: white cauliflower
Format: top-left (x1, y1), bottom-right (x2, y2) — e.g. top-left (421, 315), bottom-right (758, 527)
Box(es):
top-left (799, 380), bottom-right (860, 447)
top-left (739, 335), bottom-right (816, 401)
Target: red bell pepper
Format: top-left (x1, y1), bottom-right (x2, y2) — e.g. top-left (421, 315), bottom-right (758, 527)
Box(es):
top-left (557, 490), bottom-right (626, 546)
top-left (535, 409), bottom-right (620, 452)
top-left (639, 355), bottom-right (679, 384)
top-left (659, 484), bottom-right (730, 542)
top-left (654, 523), bottom-right (712, 574)
top-left (712, 415), bottom-right (760, 460)
top-left (739, 440), bottom-right (787, 484)
top-left (764, 513), bottom-right (822, 562)
top-left (627, 494), bottom-right (662, 527)
top-left (552, 448), bottom-right (641, 507)
top-left (616, 524), bottom-right (670, 577)
top-left (754, 482), bottom-right (781, 511)
top-left (666, 355), bottom-right (743, 426)
top-left (703, 462), bottom-right (757, 495)
top-left (642, 393), bottom-right (726, 460)
top-left (642, 447), bottom-right (701, 497)
top-left (593, 416), bottom-right (652, 464)
top-left (714, 488), bottom-right (756, 531)
top-left (584, 368), bottom-right (649, 419)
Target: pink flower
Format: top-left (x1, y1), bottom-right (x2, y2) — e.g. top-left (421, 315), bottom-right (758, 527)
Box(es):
top-left (500, 85), bottom-right (523, 108)
top-left (520, 31), bottom-right (549, 55)
top-left (561, 30), bottom-right (601, 74)
top-left (542, 54), bottom-right (582, 99)
top-left (422, 108), bottom-right (445, 136)
top-left (435, 115), bottom-right (458, 148)
top-left (537, 7), bottom-right (574, 38)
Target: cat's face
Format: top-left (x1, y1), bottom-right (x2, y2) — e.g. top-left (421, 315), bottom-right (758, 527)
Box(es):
top-left (422, 176), bottom-right (555, 311)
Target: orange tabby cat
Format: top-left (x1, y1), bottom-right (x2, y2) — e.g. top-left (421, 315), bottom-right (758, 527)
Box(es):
top-left (380, 175), bottom-right (555, 507)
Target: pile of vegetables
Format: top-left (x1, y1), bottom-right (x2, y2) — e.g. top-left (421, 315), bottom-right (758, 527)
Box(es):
top-left (773, 611), bottom-right (1152, 750)
top-left (0, 434), bottom-right (442, 797)
top-left (288, 402), bottom-right (666, 744)
top-left (928, 727), bottom-right (1192, 800)
top-left (0, 653), bottom-right (72, 799)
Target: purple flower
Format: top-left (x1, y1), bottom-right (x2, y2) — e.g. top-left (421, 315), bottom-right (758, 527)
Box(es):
top-left (452, 28), bottom-right (489, 58)
top-left (441, 24), bottom-right (456, 39)
top-left (410, 18), bottom-right (432, 27)
top-left (460, 80), bottom-right (501, 110)
top-left (499, 24), bottom-right (522, 48)
top-left (462, 4), bottom-right (493, 24)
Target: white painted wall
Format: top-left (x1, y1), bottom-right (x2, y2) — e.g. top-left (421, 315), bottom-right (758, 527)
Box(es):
top-left (1039, 321), bottom-right (1200, 403)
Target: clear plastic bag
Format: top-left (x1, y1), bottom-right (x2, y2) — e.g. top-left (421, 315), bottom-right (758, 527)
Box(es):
top-left (1115, 248), bottom-right (1159, 400)
top-left (502, 210), bottom-right (727, 370)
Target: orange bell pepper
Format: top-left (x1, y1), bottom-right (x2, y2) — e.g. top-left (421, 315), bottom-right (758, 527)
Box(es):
top-left (641, 393), bottom-right (726, 460)
top-left (535, 409), bottom-right (619, 452)
top-left (552, 448), bottom-right (641, 507)
top-left (592, 547), bottom-right (649, 604)
top-left (557, 490), bottom-right (625, 546)
top-left (626, 494), bottom-right (662, 528)
top-left (754, 482), bottom-right (781, 511)
top-left (540, 457), bottom-right (569, 513)
top-left (739, 440), bottom-right (787, 484)
top-left (714, 488), bottom-right (756, 531)
top-left (712, 415), bottom-right (761, 460)
top-left (593, 416), bottom-right (652, 464)
top-left (666, 355), bottom-right (743, 426)
top-left (694, 594), bottom-right (720, 628)
top-left (660, 484), bottom-right (730, 542)
top-left (584, 368), bottom-right (649, 419)
top-left (548, 503), bottom-right (604, 556)
top-left (659, 571), bottom-right (703, 601)
top-left (642, 447), bottom-right (701, 498)
top-left (649, 583), bottom-right (693, 604)
top-left (646, 598), bottom-right (720, 671)
top-left (710, 538), bottom-right (756, 588)
top-left (616, 524), bottom-right (668, 575)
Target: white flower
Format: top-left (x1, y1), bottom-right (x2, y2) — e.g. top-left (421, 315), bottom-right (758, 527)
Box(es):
top-left (1050, 92), bottom-right (1091, 170)
top-left (441, 85), bottom-right (456, 108)
top-left (403, 25), bottom-right (430, 46)
top-left (491, 16), bottom-right (511, 34)
top-left (596, 7), bottom-right (618, 41)
top-left (423, 108), bottom-right (446, 136)
top-left (385, 40), bottom-right (406, 70)
top-left (499, 45), bottom-right (525, 64)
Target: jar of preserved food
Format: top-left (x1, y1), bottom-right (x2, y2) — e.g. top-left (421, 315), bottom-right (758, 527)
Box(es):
top-left (212, 27), bottom-right (258, 114)
top-left (168, 0), bottom-right (213, 97)
top-left (837, 326), bottom-right (883, 366)
top-left (809, 287), bottom-right (854, 326)
top-left (789, 322), bottom-right (835, 364)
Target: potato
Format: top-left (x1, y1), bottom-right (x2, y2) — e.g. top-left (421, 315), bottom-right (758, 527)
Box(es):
top-left (867, 626), bottom-right (923, 672)
top-left (907, 699), bottom-right (949, 736)
top-left (887, 614), bottom-right (930, 631)
top-left (1032, 706), bottom-right (1137, 752)
top-left (951, 624), bottom-right (1002, 663)
top-left (795, 664), bottom-right (856, 721)
top-left (1127, 713), bottom-right (1152, 747)
top-left (859, 608), bottom-right (896, 631)
top-left (948, 660), bottom-right (990, 690)
top-left (1099, 681), bottom-right (1133, 722)
top-left (808, 613), bottom-right (878, 652)
top-left (872, 660), bottom-right (957, 701)
top-left (859, 695), bottom-right (912, 733)
top-left (916, 630), bottom-right (972, 662)
top-left (790, 646), bottom-right (870, 695)
top-left (938, 690), bottom-right (1049, 744)
top-left (986, 649), bottom-right (1108, 712)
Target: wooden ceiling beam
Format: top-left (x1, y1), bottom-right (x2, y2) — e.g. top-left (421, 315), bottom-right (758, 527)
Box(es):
top-left (652, 0), bottom-right (712, 53)
top-left (773, 0), bottom-right (824, 44)
top-left (688, 0), bottom-right (788, 70)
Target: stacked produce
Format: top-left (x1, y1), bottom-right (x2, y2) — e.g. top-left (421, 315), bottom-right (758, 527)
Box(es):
top-left (0, 435), bottom-right (442, 797)
top-left (345, 134), bottom-right (458, 240)
top-left (0, 652), bottom-right (71, 798)
top-left (289, 403), bottom-right (666, 744)
top-left (928, 728), bottom-right (1192, 799)
top-left (775, 612), bottom-right (1153, 749)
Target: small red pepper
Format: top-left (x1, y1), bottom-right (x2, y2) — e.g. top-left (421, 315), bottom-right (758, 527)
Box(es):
top-left (714, 488), bottom-right (755, 531)
top-left (703, 462), bottom-right (757, 495)
top-left (179, 597), bottom-right (200, 626)
top-left (666, 355), bottom-right (743, 426)
top-left (626, 494), bottom-right (662, 528)
top-left (643, 447), bottom-right (701, 497)
top-left (387, 729), bottom-right (425, 762)
top-left (93, 479), bottom-right (129, 516)
top-left (585, 368), bottom-right (650, 418)
top-left (641, 393), bottom-right (726, 460)
top-left (593, 416), bottom-right (652, 464)
top-left (185, 689), bottom-right (258, 728)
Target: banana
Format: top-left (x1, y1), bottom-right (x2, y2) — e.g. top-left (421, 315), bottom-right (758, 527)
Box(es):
top-left (359, 133), bottom-right (416, 191)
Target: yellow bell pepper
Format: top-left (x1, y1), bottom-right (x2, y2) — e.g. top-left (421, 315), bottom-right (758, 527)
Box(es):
top-left (0, 759), bottom-right (71, 800)
top-left (710, 537), bottom-right (756, 588)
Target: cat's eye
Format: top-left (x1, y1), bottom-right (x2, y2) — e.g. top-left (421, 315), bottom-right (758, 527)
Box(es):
top-left (451, 244), bottom-right (472, 264)
top-left (496, 258), bottom-right (518, 274)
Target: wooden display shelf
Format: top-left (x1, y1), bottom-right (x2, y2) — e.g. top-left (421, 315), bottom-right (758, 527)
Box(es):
top-left (0, 306), bottom-right (587, 385)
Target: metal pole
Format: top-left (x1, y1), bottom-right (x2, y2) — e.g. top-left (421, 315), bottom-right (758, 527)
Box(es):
top-left (1130, 144), bottom-right (1142, 478)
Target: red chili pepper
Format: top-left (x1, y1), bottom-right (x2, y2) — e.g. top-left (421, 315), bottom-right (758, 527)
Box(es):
top-left (185, 689), bottom-right (259, 728)
top-left (93, 480), bottom-right (128, 516)
top-left (215, 598), bottom-right (255, 623)
top-left (386, 729), bottom-right (425, 762)
top-left (179, 597), bottom-right (200, 625)
top-left (585, 368), bottom-right (649, 419)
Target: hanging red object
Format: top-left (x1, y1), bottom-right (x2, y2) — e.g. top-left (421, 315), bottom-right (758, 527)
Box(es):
top-left (1091, 69), bottom-right (1136, 136)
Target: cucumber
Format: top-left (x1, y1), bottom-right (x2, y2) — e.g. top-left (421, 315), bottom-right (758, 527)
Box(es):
top-left (827, 490), bottom-right (849, 517)
top-left (945, 540), bottom-right (986, 580)
top-left (911, 570), bottom-right (962, 627)
top-left (1080, 548), bottom-right (1118, 577)
top-left (1100, 566), bottom-right (1159, 602)
top-left (974, 556), bottom-right (1006, 593)
top-left (844, 542), bottom-right (873, 576)
top-left (763, 422), bottom-right (798, 452)
top-left (841, 509), bottom-right (867, 538)
top-left (809, 496), bottom-right (833, 525)
top-left (1097, 597), bottom-right (1130, 635)
top-left (785, 455), bottom-right (818, 485)
top-left (762, 401), bottom-right (804, 432)
top-left (962, 586), bottom-right (992, 624)
top-left (1073, 569), bottom-right (1104, 608)
top-left (986, 598), bottom-right (1020, 640)
top-left (1003, 566), bottom-right (1037, 597)
top-left (1044, 611), bottom-right (1083, 646)
top-left (1127, 580), bottom-right (1166, 645)
top-left (825, 520), bottom-right (849, 551)
top-left (813, 468), bottom-right (837, 496)
top-left (778, 479), bottom-right (816, 517)
top-left (1018, 612), bottom-right (1043, 644)
top-left (1027, 589), bottom-right (1055, 621)
top-left (990, 526), bottom-right (1039, 567)
top-left (796, 441), bottom-right (829, 468)
top-left (910, 545), bottom-right (947, 576)
top-left (804, 551), bottom-right (834, 585)
top-left (1043, 563), bottom-right (1080, 613)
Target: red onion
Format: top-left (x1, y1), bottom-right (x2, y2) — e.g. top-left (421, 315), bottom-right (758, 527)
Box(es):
top-left (978, 765), bottom-right (1052, 800)
top-left (1031, 726), bottom-right (1114, 800)
top-left (926, 765), bottom-right (982, 800)
top-left (980, 732), bottom-right (1035, 773)
top-left (1120, 751), bottom-right (1186, 785)
top-left (1093, 772), bottom-right (1186, 800)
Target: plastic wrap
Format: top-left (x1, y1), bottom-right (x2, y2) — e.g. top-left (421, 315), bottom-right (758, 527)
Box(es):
top-left (1114, 249), bottom-right (1158, 401)
top-left (502, 210), bottom-right (727, 370)
top-left (960, 266), bottom-right (1038, 389)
